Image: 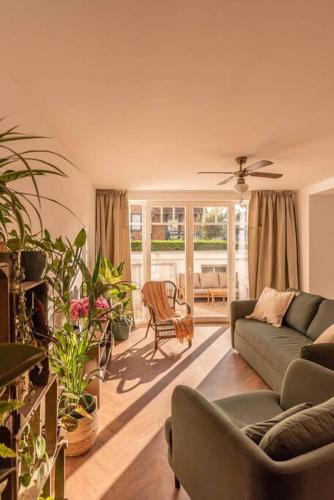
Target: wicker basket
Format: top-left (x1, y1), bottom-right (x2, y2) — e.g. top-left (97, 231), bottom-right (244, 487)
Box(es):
top-left (65, 399), bottom-right (98, 457)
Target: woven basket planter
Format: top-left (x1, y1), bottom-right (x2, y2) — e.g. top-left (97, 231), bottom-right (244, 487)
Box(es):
top-left (65, 396), bottom-right (98, 457)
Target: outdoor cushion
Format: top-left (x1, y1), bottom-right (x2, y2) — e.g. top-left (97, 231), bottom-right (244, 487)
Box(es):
top-left (200, 272), bottom-right (220, 288)
top-left (213, 390), bottom-right (282, 428)
top-left (218, 272), bottom-right (227, 288)
top-left (285, 289), bottom-right (323, 334)
top-left (260, 396), bottom-right (334, 461)
top-left (236, 319), bottom-right (311, 376)
top-left (193, 273), bottom-right (201, 289)
top-left (307, 300), bottom-right (334, 341)
top-left (193, 288), bottom-right (210, 295)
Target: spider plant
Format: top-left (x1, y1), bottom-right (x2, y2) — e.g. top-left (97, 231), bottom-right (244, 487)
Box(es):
top-left (0, 119), bottom-right (75, 247)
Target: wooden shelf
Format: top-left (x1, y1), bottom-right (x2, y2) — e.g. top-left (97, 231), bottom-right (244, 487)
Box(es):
top-left (18, 440), bottom-right (66, 500)
top-left (17, 374), bottom-right (57, 437)
top-left (10, 281), bottom-right (46, 293)
top-left (0, 468), bottom-right (15, 483)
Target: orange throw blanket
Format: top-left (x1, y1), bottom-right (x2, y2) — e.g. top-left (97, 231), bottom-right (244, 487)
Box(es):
top-left (142, 281), bottom-right (194, 343)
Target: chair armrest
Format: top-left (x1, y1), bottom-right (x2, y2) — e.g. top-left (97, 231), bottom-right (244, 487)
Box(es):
top-left (280, 358), bottom-right (334, 410)
top-left (300, 343), bottom-right (334, 371)
top-left (174, 299), bottom-right (191, 314)
top-left (171, 385), bottom-right (271, 500)
top-left (230, 300), bottom-right (257, 346)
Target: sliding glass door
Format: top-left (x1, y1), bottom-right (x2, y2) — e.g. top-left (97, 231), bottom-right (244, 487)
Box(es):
top-left (129, 200), bottom-right (248, 323)
top-left (192, 206), bottom-right (230, 319)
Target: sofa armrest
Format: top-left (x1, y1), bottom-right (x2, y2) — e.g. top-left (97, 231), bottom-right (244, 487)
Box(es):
top-left (300, 343), bottom-right (334, 371)
top-left (171, 385), bottom-right (271, 500)
top-left (280, 358), bottom-right (334, 410)
top-left (230, 300), bottom-right (257, 346)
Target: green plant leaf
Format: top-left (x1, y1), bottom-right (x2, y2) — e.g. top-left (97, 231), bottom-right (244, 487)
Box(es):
top-left (0, 443), bottom-right (16, 458)
top-left (20, 472), bottom-right (32, 488)
top-left (61, 414), bottom-right (78, 432)
top-left (74, 228), bottom-right (87, 248)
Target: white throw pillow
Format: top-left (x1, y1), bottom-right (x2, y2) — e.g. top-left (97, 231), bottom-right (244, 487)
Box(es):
top-left (200, 272), bottom-right (220, 288)
top-left (246, 287), bottom-right (295, 328)
top-left (314, 323), bottom-right (334, 344)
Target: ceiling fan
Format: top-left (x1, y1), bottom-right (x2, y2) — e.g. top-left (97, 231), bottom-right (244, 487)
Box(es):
top-left (198, 156), bottom-right (283, 193)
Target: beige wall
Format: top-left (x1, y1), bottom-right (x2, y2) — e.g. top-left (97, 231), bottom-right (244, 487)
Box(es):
top-left (298, 177), bottom-right (334, 295)
top-left (309, 195), bottom-right (334, 298)
top-left (0, 67), bottom-right (96, 264)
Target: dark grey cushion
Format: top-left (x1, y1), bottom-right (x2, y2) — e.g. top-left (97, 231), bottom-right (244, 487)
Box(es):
top-left (285, 289), bottom-right (323, 334)
top-left (306, 300), bottom-right (334, 340)
top-left (242, 402), bottom-right (312, 444)
top-left (300, 343), bottom-right (334, 371)
top-left (236, 319), bottom-right (311, 376)
top-left (259, 397), bottom-right (334, 461)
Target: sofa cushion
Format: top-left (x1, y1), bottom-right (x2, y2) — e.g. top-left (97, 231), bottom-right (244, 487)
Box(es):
top-left (314, 323), bottom-right (334, 344)
top-left (285, 289), bottom-right (323, 334)
top-left (236, 318), bottom-right (311, 375)
top-left (200, 272), bottom-right (219, 288)
top-left (307, 300), bottom-right (334, 341)
top-left (259, 396), bottom-right (334, 461)
top-left (213, 390), bottom-right (283, 428)
top-left (242, 402), bottom-right (312, 444)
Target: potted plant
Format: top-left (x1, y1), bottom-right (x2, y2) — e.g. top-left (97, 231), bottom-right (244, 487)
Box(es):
top-left (49, 324), bottom-right (100, 457)
top-left (98, 258), bottom-right (137, 341)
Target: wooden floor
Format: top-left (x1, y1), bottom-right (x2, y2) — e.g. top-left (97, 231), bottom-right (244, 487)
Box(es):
top-left (65, 325), bottom-right (267, 500)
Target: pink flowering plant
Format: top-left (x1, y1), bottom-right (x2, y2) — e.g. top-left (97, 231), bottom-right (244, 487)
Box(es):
top-left (69, 296), bottom-right (110, 326)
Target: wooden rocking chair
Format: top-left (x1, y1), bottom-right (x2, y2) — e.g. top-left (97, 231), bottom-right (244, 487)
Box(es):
top-left (144, 280), bottom-right (192, 350)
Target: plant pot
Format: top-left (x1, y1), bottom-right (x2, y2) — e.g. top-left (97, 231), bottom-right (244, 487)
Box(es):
top-left (21, 251), bottom-right (46, 281)
top-left (29, 357), bottom-right (50, 386)
top-left (112, 320), bottom-right (131, 341)
top-left (65, 395), bottom-right (98, 457)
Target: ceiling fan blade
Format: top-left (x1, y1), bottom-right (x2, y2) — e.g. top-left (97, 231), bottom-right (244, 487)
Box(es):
top-left (198, 171), bottom-right (235, 174)
top-left (245, 160), bottom-right (274, 172)
top-left (248, 172), bottom-right (283, 179)
top-left (217, 176), bottom-right (234, 186)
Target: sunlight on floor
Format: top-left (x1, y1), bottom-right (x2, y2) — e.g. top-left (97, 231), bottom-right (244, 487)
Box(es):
top-left (65, 324), bottom-right (264, 500)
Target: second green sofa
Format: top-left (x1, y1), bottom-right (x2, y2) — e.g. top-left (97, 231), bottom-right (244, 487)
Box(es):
top-left (231, 290), bottom-right (334, 391)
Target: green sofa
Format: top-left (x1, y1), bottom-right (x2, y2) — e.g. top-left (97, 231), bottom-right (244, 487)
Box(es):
top-left (166, 359), bottom-right (334, 500)
top-left (231, 290), bottom-right (334, 391)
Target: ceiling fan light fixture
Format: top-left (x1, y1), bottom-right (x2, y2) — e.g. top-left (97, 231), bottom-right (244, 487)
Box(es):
top-left (234, 182), bottom-right (249, 193)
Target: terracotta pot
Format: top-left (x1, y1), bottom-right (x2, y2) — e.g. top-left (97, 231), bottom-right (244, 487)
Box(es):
top-left (65, 396), bottom-right (98, 457)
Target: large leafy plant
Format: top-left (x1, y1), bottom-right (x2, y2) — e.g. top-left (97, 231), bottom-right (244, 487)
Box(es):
top-left (0, 120), bottom-right (74, 246)
top-left (49, 324), bottom-right (101, 431)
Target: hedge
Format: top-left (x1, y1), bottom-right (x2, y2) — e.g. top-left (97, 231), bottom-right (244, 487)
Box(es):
top-left (131, 240), bottom-right (228, 251)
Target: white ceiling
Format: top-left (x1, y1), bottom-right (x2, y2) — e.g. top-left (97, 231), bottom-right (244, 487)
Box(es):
top-left (1, 0), bottom-right (334, 191)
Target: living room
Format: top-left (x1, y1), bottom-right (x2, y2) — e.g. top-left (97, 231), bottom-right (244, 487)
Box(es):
top-left (0, 1), bottom-right (334, 500)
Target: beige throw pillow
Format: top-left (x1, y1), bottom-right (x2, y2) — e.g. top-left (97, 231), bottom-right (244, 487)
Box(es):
top-left (246, 287), bottom-right (295, 328)
top-left (314, 323), bottom-right (334, 344)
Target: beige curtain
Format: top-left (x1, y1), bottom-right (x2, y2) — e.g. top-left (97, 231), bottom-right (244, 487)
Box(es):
top-left (248, 190), bottom-right (299, 299)
top-left (95, 190), bottom-right (132, 281)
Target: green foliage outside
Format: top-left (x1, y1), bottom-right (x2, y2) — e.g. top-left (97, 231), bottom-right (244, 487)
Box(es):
top-left (131, 240), bottom-right (228, 251)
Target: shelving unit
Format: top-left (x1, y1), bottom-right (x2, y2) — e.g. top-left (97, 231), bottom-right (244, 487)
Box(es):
top-left (0, 263), bottom-right (66, 500)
